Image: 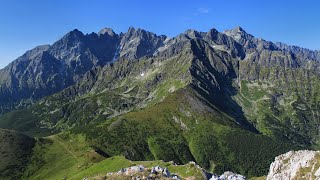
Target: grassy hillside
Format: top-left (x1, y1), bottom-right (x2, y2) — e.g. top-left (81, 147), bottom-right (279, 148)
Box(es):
top-left (71, 156), bottom-right (204, 179)
top-left (0, 88), bottom-right (297, 179)
top-left (0, 129), bottom-right (35, 179)
top-left (68, 89), bottom-right (298, 177)
top-left (0, 110), bottom-right (53, 137)
top-left (236, 68), bottom-right (320, 146)
top-left (0, 53), bottom-right (193, 136)
top-left (17, 132), bottom-right (203, 180)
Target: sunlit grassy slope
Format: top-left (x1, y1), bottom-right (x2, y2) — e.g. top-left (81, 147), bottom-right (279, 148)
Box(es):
top-left (18, 89), bottom-right (297, 179)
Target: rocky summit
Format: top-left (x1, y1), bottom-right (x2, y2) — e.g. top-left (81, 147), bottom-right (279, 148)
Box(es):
top-left (0, 26), bottom-right (320, 179)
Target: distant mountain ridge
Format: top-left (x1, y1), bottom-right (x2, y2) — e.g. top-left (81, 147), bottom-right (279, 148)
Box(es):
top-left (0, 27), bottom-right (166, 113)
top-left (0, 26), bottom-right (319, 114)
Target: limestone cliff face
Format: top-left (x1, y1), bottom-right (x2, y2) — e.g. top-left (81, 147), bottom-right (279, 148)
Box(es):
top-left (267, 150), bottom-right (320, 180)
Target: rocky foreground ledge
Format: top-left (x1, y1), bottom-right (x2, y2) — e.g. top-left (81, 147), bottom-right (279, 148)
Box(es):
top-left (84, 162), bottom-right (245, 180)
top-left (267, 150), bottom-right (320, 180)
top-left (83, 150), bottom-right (320, 180)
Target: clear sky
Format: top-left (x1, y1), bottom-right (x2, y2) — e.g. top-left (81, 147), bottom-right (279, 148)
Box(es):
top-left (0, 0), bottom-right (319, 68)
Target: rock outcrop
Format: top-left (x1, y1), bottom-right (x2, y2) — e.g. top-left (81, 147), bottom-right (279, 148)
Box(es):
top-left (267, 150), bottom-right (320, 180)
top-left (99, 163), bottom-right (246, 180)
top-left (102, 165), bottom-right (181, 180)
top-left (210, 171), bottom-right (246, 180)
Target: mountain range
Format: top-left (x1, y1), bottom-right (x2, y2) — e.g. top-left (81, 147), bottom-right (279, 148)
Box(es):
top-left (0, 26), bottom-right (320, 179)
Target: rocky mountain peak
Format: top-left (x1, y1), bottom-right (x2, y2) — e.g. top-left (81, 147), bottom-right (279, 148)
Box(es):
top-left (51, 29), bottom-right (85, 48)
top-left (49, 30), bottom-right (86, 61)
top-left (205, 28), bottom-right (220, 40)
top-left (125, 27), bottom-right (166, 40)
top-left (184, 29), bottom-right (203, 39)
top-left (229, 26), bottom-right (247, 35)
top-left (127, 26), bottom-right (136, 34)
top-left (223, 26), bottom-right (280, 51)
top-left (98, 27), bottom-right (116, 37)
top-left (224, 26), bottom-right (253, 42)
top-left (67, 29), bottom-right (85, 38)
top-left (119, 27), bottom-right (167, 60)
top-left (208, 27), bottom-right (219, 34)
top-left (234, 26), bottom-right (245, 33)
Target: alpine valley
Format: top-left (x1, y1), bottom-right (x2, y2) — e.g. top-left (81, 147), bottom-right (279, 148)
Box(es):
top-left (1, 26), bottom-right (320, 179)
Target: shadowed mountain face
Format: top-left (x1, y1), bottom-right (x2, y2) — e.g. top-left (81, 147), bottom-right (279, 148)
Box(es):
top-left (0, 26), bottom-right (320, 178)
top-left (0, 129), bottom-right (35, 178)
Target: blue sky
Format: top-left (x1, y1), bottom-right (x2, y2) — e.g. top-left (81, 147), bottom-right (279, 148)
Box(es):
top-left (0, 0), bottom-right (319, 68)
